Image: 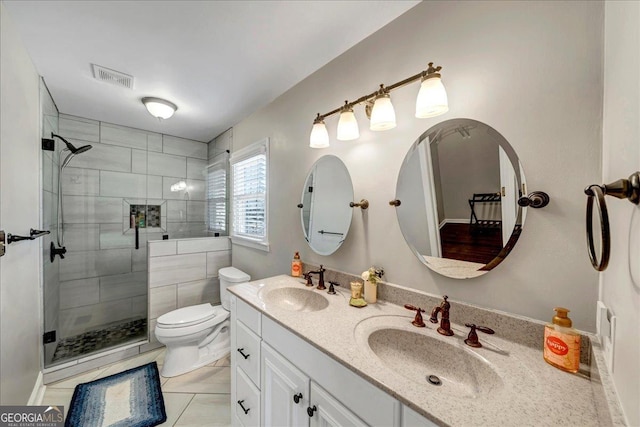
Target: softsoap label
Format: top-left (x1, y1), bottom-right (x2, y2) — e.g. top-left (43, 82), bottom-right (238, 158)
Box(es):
top-left (544, 327), bottom-right (580, 372)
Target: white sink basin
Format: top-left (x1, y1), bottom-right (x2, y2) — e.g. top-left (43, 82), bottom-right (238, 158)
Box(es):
top-left (261, 287), bottom-right (329, 312)
top-left (367, 328), bottom-right (504, 398)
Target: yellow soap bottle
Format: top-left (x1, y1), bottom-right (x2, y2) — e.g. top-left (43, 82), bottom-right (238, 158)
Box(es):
top-left (543, 307), bottom-right (580, 373)
top-left (291, 252), bottom-right (302, 277)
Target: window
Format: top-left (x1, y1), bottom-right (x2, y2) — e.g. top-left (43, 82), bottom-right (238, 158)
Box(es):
top-left (206, 153), bottom-right (228, 236)
top-left (230, 138), bottom-right (269, 251)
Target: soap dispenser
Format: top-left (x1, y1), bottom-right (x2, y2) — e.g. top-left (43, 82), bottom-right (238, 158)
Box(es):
top-left (543, 307), bottom-right (580, 373)
top-left (291, 252), bottom-right (302, 277)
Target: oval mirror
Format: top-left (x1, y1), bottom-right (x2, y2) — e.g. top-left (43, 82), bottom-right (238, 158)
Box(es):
top-left (396, 118), bottom-right (526, 279)
top-left (300, 155), bottom-right (354, 255)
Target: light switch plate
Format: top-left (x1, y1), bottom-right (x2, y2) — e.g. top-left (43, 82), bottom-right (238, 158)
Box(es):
top-left (596, 300), bottom-right (616, 373)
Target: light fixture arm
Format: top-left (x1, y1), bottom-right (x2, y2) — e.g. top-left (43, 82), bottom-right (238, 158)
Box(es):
top-left (314, 62), bottom-right (442, 122)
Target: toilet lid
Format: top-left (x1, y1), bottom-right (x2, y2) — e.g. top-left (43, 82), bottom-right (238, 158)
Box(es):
top-left (219, 267), bottom-right (251, 283)
top-left (157, 304), bottom-right (226, 328)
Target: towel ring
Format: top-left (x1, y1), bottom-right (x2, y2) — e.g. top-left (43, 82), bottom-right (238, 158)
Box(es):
top-left (585, 185), bottom-right (610, 271)
top-left (584, 171), bottom-right (639, 272)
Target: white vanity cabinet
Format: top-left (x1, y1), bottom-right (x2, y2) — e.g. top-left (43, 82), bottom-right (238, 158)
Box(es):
top-left (231, 294), bottom-right (431, 427)
top-left (231, 295), bottom-right (262, 426)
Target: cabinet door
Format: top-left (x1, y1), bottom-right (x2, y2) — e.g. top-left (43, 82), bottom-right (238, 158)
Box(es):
top-left (402, 405), bottom-right (439, 427)
top-left (262, 342), bottom-right (309, 427)
top-left (309, 382), bottom-right (367, 427)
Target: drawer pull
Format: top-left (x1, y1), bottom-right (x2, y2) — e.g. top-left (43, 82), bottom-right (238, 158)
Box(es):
top-left (237, 348), bottom-right (250, 359)
top-left (293, 393), bottom-right (303, 404)
top-left (307, 405), bottom-right (317, 417)
top-left (237, 400), bottom-right (250, 415)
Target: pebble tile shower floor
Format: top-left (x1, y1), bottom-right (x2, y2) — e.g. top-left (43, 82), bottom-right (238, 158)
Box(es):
top-left (52, 318), bottom-right (147, 363)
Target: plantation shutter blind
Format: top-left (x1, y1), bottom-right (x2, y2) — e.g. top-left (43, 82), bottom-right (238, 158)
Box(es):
top-left (230, 138), bottom-right (269, 250)
top-left (206, 154), bottom-right (228, 235)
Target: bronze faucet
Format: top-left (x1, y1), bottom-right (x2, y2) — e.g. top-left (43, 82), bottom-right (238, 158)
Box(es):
top-left (307, 265), bottom-right (326, 290)
top-left (429, 295), bottom-right (454, 336)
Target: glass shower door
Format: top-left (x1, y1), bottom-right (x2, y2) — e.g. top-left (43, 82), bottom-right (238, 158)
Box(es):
top-left (43, 114), bottom-right (150, 368)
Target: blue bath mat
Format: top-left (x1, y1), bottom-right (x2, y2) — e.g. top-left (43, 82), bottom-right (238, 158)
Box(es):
top-left (65, 361), bottom-right (166, 427)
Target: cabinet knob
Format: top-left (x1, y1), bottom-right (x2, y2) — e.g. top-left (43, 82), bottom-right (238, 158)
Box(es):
top-left (293, 393), bottom-right (303, 404)
top-left (237, 400), bottom-right (250, 415)
top-left (307, 405), bottom-right (317, 417)
top-left (237, 348), bottom-right (250, 359)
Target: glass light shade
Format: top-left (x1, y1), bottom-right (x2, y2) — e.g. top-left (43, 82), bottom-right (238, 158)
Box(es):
top-left (370, 95), bottom-right (396, 131)
top-left (337, 109), bottom-right (359, 141)
top-left (415, 76), bottom-right (449, 118)
top-left (142, 97), bottom-right (177, 119)
top-left (309, 121), bottom-right (330, 148)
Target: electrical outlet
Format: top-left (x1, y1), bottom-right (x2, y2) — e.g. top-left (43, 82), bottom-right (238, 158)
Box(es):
top-left (596, 301), bottom-right (616, 372)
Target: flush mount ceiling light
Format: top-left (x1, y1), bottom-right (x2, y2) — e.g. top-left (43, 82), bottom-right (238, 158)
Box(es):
top-left (309, 62), bottom-right (449, 148)
top-left (142, 97), bottom-right (178, 119)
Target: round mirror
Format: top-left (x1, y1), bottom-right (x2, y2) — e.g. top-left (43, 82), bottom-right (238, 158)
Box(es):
top-left (396, 118), bottom-right (526, 279)
top-left (300, 155), bottom-right (354, 255)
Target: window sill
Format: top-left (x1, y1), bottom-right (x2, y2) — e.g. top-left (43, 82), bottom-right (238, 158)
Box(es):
top-left (231, 236), bottom-right (270, 252)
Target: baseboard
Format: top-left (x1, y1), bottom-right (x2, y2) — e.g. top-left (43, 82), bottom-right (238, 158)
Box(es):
top-left (27, 372), bottom-right (45, 405)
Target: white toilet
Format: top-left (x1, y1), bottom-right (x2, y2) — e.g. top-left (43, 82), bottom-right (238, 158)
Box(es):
top-left (155, 266), bottom-right (251, 377)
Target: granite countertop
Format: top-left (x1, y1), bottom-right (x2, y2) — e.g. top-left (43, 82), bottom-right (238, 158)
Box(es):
top-left (228, 274), bottom-right (615, 427)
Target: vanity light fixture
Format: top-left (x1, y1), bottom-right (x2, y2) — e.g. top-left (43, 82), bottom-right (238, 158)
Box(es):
top-left (337, 101), bottom-right (360, 141)
top-left (309, 62), bottom-right (449, 148)
top-left (369, 86), bottom-right (396, 131)
top-left (142, 97), bottom-right (178, 119)
top-left (309, 114), bottom-right (330, 148)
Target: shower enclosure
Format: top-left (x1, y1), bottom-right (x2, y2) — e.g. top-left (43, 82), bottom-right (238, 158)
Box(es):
top-left (41, 86), bottom-right (213, 369)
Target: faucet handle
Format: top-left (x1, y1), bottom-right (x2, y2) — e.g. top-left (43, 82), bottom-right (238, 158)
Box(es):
top-left (404, 304), bottom-right (426, 327)
top-left (464, 323), bottom-right (495, 348)
top-left (327, 281), bottom-right (339, 295)
top-left (303, 272), bottom-right (313, 287)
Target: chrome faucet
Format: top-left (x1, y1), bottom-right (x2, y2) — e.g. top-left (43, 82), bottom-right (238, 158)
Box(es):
top-left (429, 295), bottom-right (454, 336)
top-left (307, 265), bottom-right (326, 290)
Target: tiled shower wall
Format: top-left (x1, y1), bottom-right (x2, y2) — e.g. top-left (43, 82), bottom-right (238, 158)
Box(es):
top-left (146, 237), bottom-right (231, 349)
top-left (56, 114), bottom-right (209, 340)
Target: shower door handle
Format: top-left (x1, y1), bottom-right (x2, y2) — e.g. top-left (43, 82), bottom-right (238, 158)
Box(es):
top-left (135, 226), bottom-right (139, 250)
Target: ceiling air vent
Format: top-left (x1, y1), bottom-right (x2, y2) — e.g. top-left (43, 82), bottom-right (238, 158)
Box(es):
top-left (91, 64), bottom-right (134, 89)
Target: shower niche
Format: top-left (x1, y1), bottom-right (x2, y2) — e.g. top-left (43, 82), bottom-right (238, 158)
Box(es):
top-left (123, 200), bottom-right (167, 233)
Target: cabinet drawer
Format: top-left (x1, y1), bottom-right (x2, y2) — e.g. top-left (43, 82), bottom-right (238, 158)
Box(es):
top-left (237, 297), bottom-right (261, 336)
top-left (236, 320), bottom-right (261, 386)
top-left (235, 368), bottom-right (261, 427)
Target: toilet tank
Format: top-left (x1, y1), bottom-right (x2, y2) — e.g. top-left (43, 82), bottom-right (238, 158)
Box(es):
top-left (218, 267), bottom-right (251, 310)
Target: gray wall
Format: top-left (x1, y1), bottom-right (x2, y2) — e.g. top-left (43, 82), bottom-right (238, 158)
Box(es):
top-left (230, 1), bottom-right (602, 331)
top-left (0, 2), bottom-right (41, 403)
top-left (601, 2), bottom-right (639, 424)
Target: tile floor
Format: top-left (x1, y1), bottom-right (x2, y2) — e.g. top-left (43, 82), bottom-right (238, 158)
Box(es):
top-left (41, 348), bottom-right (232, 426)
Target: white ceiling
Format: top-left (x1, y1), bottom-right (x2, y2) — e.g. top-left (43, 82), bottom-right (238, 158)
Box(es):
top-left (4, 0), bottom-right (419, 142)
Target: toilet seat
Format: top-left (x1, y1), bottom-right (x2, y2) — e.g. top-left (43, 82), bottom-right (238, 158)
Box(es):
top-left (157, 304), bottom-right (227, 329)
